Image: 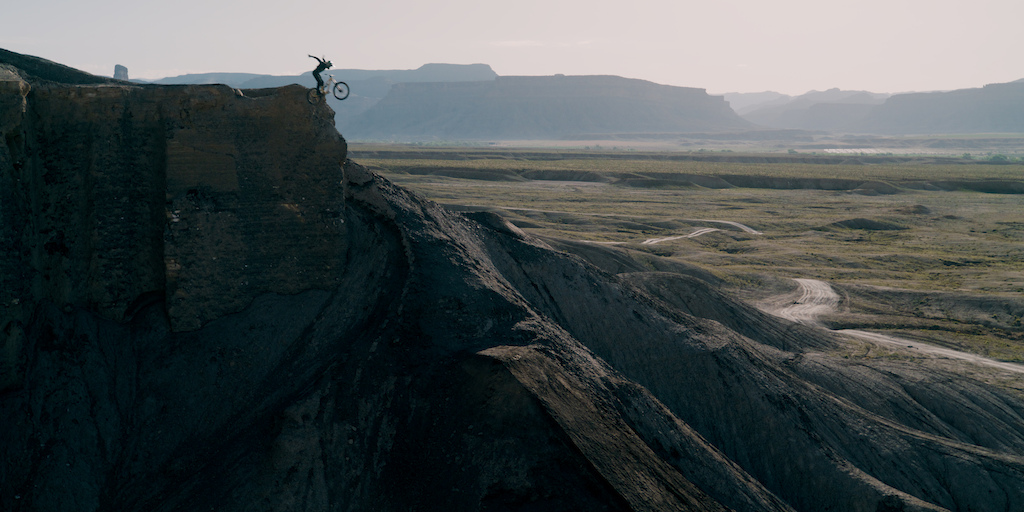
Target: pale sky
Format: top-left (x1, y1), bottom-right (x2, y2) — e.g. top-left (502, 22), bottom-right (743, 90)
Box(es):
top-left (4, 0), bottom-right (1022, 95)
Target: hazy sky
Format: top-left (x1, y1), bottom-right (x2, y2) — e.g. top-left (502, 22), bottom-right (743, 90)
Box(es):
top-left (4, 0), bottom-right (1022, 95)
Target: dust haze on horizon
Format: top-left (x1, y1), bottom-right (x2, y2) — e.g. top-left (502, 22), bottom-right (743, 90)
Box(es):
top-left (4, 0), bottom-right (1022, 96)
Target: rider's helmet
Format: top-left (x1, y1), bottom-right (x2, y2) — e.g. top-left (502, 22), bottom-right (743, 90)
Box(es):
top-left (326, 60), bottom-right (333, 68)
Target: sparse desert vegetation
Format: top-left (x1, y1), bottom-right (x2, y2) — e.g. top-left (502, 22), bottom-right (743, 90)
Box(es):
top-left (355, 144), bottom-right (1024, 363)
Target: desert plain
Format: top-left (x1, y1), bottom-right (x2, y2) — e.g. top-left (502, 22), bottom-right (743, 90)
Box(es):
top-left (356, 144), bottom-right (1024, 376)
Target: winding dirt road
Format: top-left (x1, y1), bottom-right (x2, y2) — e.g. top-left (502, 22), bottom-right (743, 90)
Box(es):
top-left (482, 206), bottom-right (760, 245)
top-left (684, 219), bottom-right (762, 235)
top-left (773, 278), bottom-right (840, 326)
top-left (641, 227), bottom-right (721, 245)
top-left (643, 220), bottom-right (765, 243)
top-left (766, 279), bottom-right (1024, 375)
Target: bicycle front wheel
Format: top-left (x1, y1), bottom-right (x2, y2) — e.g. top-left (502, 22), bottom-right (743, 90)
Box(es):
top-left (306, 88), bottom-right (322, 104)
top-left (332, 81), bottom-right (350, 100)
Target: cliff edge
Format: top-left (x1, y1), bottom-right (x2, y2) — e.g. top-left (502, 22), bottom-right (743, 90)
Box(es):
top-left (1, 52), bottom-right (347, 336)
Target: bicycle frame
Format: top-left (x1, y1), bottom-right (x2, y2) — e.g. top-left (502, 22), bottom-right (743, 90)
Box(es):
top-left (307, 74), bottom-right (350, 104)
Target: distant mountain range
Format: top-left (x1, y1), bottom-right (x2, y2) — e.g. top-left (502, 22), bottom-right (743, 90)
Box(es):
top-left (147, 67), bottom-right (750, 141)
top-left (724, 89), bottom-right (890, 132)
top-left (723, 89), bottom-right (891, 117)
top-left (130, 61), bottom-right (1024, 139)
top-left (339, 75), bottom-right (751, 140)
top-left (852, 81), bottom-right (1024, 134)
top-left (725, 83), bottom-right (1024, 135)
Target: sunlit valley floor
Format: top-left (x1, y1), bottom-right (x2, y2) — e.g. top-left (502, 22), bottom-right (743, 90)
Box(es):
top-left (357, 145), bottom-right (1024, 369)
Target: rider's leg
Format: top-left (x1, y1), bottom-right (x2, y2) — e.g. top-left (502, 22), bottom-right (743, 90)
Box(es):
top-left (313, 72), bottom-right (324, 91)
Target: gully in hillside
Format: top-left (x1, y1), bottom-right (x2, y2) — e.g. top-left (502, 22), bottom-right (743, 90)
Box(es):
top-left (307, 54), bottom-right (350, 103)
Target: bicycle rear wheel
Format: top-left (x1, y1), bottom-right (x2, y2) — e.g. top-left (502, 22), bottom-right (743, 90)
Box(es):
top-left (306, 88), bottom-right (322, 104)
top-left (332, 81), bottom-right (350, 100)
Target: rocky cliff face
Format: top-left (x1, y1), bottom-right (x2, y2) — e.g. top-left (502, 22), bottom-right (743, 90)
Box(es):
top-left (2, 50), bottom-right (1024, 512)
top-left (1, 58), bottom-right (347, 336)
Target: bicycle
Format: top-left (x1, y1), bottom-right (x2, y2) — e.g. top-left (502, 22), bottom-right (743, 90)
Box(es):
top-left (307, 74), bottom-right (349, 104)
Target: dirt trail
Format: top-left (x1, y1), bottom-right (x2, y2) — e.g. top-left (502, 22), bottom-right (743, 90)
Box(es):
top-left (642, 227), bottom-right (721, 244)
top-left (765, 278), bottom-right (1024, 375)
top-left (684, 219), bottom-right (762, 235)
top-left (494, 207), bottom-right (760, 230)
top-left (773, 278), bottom-right (840, 326)
top-left (641, 220), bottom-right (761, 244)
top-left (479, 206), bottom-right (761, 244)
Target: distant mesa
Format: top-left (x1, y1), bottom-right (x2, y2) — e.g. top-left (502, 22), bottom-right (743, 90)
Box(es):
top-left (722, 91), bottom-right (792, 114)
top-left (113, 64), bottom-right (128, 80)
top-left (128, 55), bottom-right (1024, 138)
top-left (169, 68), bottom-right (753, 141)
top-left (342, 75), bottom-right (753, 141)
top-left (735, 88), bottom-right (891, 132)
top-left (732, 83), bottom-right (1024, 135)
top-left (133, 64), bottom-right (755, 140)
top-left (852, 81), bottom-right (1024, 134)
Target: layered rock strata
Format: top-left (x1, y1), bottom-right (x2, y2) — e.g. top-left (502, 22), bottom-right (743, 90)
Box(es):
top-left (1, 66), bottom-right (346, 336)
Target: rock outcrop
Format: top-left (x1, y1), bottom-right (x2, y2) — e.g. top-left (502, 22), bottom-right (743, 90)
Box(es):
top-left (1, 50), bottom-right (347, 335)
top-left (2, 49), bottom-right (1024, 512)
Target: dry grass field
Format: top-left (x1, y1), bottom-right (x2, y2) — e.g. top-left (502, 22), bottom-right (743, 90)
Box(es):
top-left (352, 144), bottom-right (1024, 363)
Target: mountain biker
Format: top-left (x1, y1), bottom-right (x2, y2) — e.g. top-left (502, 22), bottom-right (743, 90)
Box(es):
top-left (309, 55), bottom-right (333, 91)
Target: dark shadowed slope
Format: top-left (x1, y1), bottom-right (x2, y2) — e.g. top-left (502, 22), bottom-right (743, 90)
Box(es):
top-left (3, 50), bottom-right (1024, 512)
